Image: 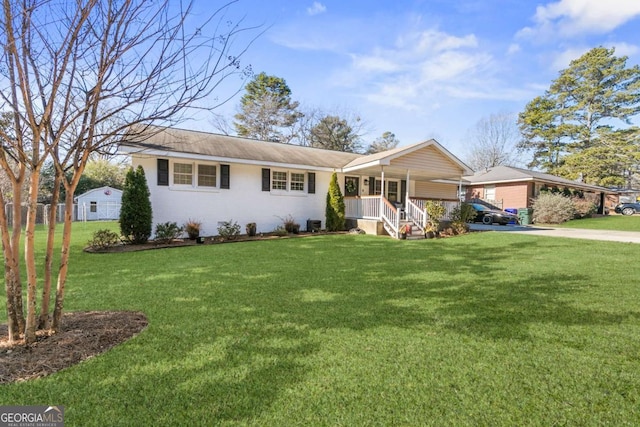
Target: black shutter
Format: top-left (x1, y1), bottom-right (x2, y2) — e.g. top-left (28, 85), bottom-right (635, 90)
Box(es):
top-left (262, 168), bottom-right (271, 191)
top-left (369, 176), bottom-right (375, 195)
top-left (157, 159), bottom-right (169, 186)
top-left (308, 172), bottom-right (316, 194)
top-left (220, 164), bottom-right (230, 189)
top-left (401, 180), bottom-right (407, 203)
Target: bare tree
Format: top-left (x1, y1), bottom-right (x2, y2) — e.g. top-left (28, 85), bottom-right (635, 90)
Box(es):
top-left (465, 112), bottom-right (520, 171)
top-left (0, 0), bottom-right (258, 344)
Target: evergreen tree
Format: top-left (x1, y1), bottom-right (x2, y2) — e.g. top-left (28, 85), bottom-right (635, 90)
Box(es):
top-left (366, 131), bottom-right (400, 154)
top-left (325, 172), bottom-right (345, 231)
top-left (310, 115), bottom-right (362, 153)
top-left (234, 72), bottom-right (301, 142)
top-left (518, 46), bottom-right (640, 182)
top-left (119, 166), bottom-right (152, 244)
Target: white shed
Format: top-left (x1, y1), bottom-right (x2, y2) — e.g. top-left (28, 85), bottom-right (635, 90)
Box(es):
top-left (75, 186), bottom-right (123, 221)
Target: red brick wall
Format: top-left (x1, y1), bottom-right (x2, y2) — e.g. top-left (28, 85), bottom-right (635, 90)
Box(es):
top-left (496, 183), bottom-right (531, 209)
top-left (466, 182), bottom-right (532, 208)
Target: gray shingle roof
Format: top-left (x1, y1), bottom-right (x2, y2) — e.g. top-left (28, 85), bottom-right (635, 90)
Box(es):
top-left (120, 126), bottom-right (362, 170)
top-left (464, 165), bottom-right (614, 193)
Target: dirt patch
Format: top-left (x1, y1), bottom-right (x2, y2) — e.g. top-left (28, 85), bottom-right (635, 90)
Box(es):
top-left (0, 311), bottom-right (148, 384)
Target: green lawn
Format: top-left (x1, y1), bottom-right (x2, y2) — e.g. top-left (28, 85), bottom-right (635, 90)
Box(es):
top-left (2, 222), bottom-right (640, 426)
top-left (560, 215), bottom-right (640, 231)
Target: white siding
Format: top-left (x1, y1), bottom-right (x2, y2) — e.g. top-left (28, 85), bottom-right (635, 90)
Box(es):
top-left (135, 157), bottom-right (333, 236)
top-left (75, 187), bottom-right (122, 220)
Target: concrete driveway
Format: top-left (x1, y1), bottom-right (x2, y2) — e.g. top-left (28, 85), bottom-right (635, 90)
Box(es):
top-left (469, 223), bottom-right (640, 244)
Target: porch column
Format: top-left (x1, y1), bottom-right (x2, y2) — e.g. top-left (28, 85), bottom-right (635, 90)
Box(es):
top-left (379, 167), bottom-right (385, 217)
top-left (405, 169), bottom-right (411, 209)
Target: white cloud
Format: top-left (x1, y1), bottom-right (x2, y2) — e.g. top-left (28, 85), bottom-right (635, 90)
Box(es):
top-left (549, 42), bottom-right (640, 72)
top-left (507, 43), bottom-right (520, 55)
top-left (341, 27), bottom-right (499, 110)
top-left (518, 0), bottom-right (640, 39)
top-left (307, 2), bottom-right (326, 16)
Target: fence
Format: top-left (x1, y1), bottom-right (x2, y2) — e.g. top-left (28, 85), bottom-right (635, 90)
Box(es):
top-left (4, 203), bottom-right (78, 225)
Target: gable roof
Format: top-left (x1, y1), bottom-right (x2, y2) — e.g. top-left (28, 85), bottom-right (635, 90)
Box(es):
top-left (74, 186), bottom-right (123, 199)
top-left (120, 126), bottom-right (361, 171)
top-left (464, 165), bottom-right (615, 193)
top-left (119, 125), bottom-right (472, 178)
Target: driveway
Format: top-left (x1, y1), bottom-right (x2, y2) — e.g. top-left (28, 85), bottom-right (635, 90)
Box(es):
top-left (469, 223), bottom-right (640, 244)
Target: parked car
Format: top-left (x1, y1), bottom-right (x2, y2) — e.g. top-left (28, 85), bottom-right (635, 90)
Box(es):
top-left (470, 203), bottom-right (520, 225)
top-left (614, 202), bottom-right (640, 215)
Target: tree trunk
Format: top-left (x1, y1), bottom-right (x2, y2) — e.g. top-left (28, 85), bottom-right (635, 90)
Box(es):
top-left (39, 173), bottom-right (61, 330)
top-left (23, 168), bottom-right (41, 344)
top-left (51, 191), bottom-right (75, 332)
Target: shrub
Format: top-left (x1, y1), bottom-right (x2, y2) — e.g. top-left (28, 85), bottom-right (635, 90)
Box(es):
top-left (425, 200), bottom-right (446, 233)
top-left (450, 202), bottom-right (475, 228)
top-left (272, 225), bottom-right (288, 236)
top-left (531, 193), bottom-right (575, 224)
top-left (87, 229), bottom-right (121, 250)
top-left (572, 198), bottom-right (597, 219)
top-left (154, 222), bottom-right (183, 244)
top-left (217, 220), bottom-right (241, 240)
top-left (183, 219), bottom-right (202, 239)
top-left (119, 165), bottom-right (152, 244)
top-left (280, 215), bottom-right (300, 234)
top-left (246, 222), bottom-right (257, 236)
top-left (325, 172), bottom-right (345, 231)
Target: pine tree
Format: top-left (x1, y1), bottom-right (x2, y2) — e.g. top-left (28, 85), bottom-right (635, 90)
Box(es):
top-left (119, 166), bottom-right (152, 243)
top-left (325, 172), bottom-right (345, 231)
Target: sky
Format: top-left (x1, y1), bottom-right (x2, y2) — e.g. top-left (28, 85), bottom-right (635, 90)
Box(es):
top-left (185, 0), bottom-right (640, 161)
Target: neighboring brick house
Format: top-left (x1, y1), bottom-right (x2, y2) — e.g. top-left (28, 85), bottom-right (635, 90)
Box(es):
top-left (463, 165), bottom-right (616, 214)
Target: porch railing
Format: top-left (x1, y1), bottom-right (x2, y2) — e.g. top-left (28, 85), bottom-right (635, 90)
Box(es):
top-left (345, 196), bottom-right (380, 219)
top-left (380, 197), bottom-right (399, 238)
top-left (410, 198), bottom-right (459, 221)
top-left (406, 198), bottom-right (427, 229)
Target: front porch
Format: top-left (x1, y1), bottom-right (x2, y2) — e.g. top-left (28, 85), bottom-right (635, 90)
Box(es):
top-left (345, 195), bottom-right (459, 239)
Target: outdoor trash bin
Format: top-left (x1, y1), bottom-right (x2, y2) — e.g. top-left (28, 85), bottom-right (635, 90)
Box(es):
top-left (517, 208), bottom-right (533, 225)
top-left (505, 208), bottom-right (518, 224)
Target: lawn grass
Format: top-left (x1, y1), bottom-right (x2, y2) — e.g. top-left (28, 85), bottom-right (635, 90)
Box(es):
top-left (2, 222), bottom-right (640, 426)
top-left (560, 215), bottom-right (640, 231)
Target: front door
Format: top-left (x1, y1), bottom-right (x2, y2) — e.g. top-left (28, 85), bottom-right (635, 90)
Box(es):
top-left (345, 176), bottom-right (359, 197)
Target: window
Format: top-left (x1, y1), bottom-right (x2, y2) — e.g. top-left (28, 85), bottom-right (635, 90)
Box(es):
top-left (290, 173), bottom-right (305, 191)
top-left (90, 201), bottom-right (97, 213)
top-left (374, 179), bottom-right (382, 196)
top-left (198, 164), bottom-right (216, 187)
top-left (272, 171), bottom-right (287, 190)
top-left (387, 181), bottom-right (399, 202)
top-left (173, 163), bottom-right (193, 185)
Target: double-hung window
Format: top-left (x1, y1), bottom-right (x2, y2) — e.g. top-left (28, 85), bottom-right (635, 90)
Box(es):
top-left (198, 164), bottom-right (216, 187)
top-left (290, 173), bottom-right (305, 191)
top-left (173, 163), bottom-right (193, 185)
top-left (272, 171), bottom-right (287, 190)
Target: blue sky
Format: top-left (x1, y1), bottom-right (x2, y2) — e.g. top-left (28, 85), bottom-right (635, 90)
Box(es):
top-left (188, 0), bottom-right (640, 160)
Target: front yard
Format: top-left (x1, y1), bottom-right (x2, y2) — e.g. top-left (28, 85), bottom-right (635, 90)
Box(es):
top-left (560, 214), bottom-right (640, 231)
top-left (1, 222), bottom-right (640, 425)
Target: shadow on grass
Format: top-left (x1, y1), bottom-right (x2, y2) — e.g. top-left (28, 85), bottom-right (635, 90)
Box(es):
top-left (35, 234), bottom-right (640, 425)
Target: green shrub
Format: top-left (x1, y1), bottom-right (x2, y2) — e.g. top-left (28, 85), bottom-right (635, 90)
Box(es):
top-left (119, 165), bottom-right (152, 244)
top-left (217, 220), bottom-right (241, 240)
top-left (532, 193), bottom-right (575, 224)
top-left (272, 225), bottom-right (288, 236)
top-left (87, 229), bottom-right (121, 250)
top-left (425, 200), bottom-right (446, 233)
top-left (325, 172), bottom-right (345, 231)
top-left (450, 202), bottom-right (475, 233)
top-left (154, 222), bottom-right (183, 244)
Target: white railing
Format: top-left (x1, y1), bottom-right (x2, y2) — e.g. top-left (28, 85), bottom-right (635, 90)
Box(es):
top-left (345, 196), bottom-right (380, 219)
top-left (410, 199), bottom-right (459, 221)
top-left (381, 197), bottom-right (399, 238)
top-left (406, 198), bottom-right (426, 229)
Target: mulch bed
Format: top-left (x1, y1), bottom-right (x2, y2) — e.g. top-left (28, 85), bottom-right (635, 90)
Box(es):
top-left (0, 311), bottom-right (148, 384)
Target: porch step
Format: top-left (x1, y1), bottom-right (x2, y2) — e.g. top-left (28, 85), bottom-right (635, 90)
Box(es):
top-left (400, 221), bottom-right (425, 240)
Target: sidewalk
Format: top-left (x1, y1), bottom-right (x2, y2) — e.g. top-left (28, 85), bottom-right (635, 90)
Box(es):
top-left (469, 223), bottom-right (640, 244)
